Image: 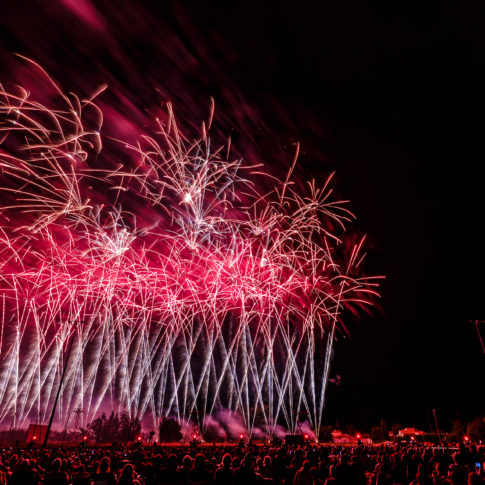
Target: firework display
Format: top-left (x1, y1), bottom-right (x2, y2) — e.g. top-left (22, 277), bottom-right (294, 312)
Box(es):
top-left (0, 62), bottom-right (379, 436)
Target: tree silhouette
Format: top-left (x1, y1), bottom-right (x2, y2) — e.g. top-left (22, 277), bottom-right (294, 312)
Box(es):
top-left (159, 418), bottom-right (183, 443)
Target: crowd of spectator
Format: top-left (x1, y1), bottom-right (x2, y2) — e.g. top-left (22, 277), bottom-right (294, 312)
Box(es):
top-left (0, 440), bottom-right (484, 484)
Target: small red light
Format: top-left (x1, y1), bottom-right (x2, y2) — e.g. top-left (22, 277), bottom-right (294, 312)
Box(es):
top-left (239, 434), bottom-right (244, 439)
top-left (356, 433), bottom-right (361, 439)
top-left (83, 436), bottom-right (87, 440)
top-left (137, 436), bottom-right (141, 441)
top-left (33, 435), bottom-right (37, 440)
top-left (464, 435), bottom-right (469, 441)
top-left (193, 433), bottom-right (197, 439)
top-left (410, 436), bottom-right (415, 441)
top-left (304, 434), bottom-right (309, 439)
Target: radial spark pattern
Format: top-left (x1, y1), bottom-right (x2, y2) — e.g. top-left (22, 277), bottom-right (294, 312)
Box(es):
top-left (0, 64), bottom-right (379, 435)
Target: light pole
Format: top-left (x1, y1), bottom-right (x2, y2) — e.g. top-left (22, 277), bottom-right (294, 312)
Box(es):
top-left (470, 320), bottom-right (485, 354)
top-left (432, 409), bottom-right (442, 445)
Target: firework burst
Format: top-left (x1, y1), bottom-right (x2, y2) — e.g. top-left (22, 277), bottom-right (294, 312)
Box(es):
top-left (0, 61), bottom-right (380, 436)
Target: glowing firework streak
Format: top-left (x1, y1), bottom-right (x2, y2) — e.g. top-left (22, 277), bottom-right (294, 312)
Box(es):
top-left (0, 62), bottom-right (380, 436)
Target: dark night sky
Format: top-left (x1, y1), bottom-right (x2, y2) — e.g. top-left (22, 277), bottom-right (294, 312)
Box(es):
top-left (0, 0), bottom-right (483, 430)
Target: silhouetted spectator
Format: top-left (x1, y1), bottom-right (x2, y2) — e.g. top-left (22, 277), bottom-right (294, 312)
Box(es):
top-left (73, 464), bottom-right (92, 485)
top-left (158, 454), bottom-right (182, 485)
top-left (9, 459), bottom-right (37, 485)
top-left (187, 453), bottom-right (212, 485)
top-left (259, 455), bottom-right (275, 482)
top-left (214, 453), bottom-right (233, 485)
top-left (93, 457), bottom-right (116, 485)
top-left (44, 458), bottom-right (69, 485)
top-left (233, 454), bottom-right (269, 484)
top-left (117, 463), bottom-right (139, 485)
top-left (294, 460), bottom-right (312, 485)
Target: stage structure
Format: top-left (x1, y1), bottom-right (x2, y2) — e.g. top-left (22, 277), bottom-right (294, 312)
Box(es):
top-left (0, 61), bottom-right (380, 436)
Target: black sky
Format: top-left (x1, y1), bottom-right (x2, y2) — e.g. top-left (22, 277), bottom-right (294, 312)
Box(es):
top-left (0, 0), bottom-right (483, 430)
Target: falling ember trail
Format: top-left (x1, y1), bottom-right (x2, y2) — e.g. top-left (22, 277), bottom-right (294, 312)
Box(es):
top-left (0, 63), bottom-right (381, 436)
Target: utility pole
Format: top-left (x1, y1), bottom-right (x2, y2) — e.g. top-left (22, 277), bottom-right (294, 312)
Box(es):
top-left (42, 332), bottom-right (75, 448)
